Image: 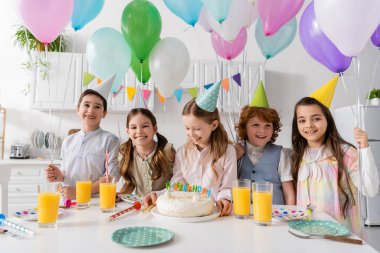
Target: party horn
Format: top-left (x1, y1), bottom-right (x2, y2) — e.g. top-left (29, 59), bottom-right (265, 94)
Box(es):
top-left (108, 201), bottom-right (141, 221)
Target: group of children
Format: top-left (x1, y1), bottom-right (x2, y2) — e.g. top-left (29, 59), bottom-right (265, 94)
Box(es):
top-left (45, 79), bottom-right (379, 230)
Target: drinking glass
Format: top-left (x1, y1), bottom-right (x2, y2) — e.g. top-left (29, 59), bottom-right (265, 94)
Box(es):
top-left (232, 179), bottom-right (251, 219)
top-left (38, 182), bottom-right (60, 228)
top-left (252, 182), bottom-right (273, 225)
top-left (99, 177), bottom-right (116, 213)
top-left (76, 176), bottom-right (92, 209)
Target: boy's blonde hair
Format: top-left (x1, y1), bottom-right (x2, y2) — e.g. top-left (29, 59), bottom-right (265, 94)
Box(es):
top-left (182, 99), bottom-right (229, 182)
top-left (236, 105), bottom-right (282, 143)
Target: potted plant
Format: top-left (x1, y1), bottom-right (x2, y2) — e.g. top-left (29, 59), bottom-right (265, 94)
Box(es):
top-left (367, 89), bottom-right (380, 106)
top-left (13, 25), bottom-right (70, 95)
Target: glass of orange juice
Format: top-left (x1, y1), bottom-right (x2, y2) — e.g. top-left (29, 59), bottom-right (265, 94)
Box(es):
top-left (232, 179), bottom-right (251, 219)
top-left (38, 182), bottom-right (60, 228)
top-left (252, 182), bottom-right (273, 225)
top-left (76, 177), bottom-right (92, 209)
top-left (99, 177), bottom-right (116, 213)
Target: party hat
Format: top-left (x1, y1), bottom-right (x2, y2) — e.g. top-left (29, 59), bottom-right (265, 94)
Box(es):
top-left (195, 81), bottom-right (221, 112)
top-left (92, 74), bottom-right (115, 100)
top-left (309, 76), bottom-right (338, 108)
top-left (250, 80), bottom-right (269, 108)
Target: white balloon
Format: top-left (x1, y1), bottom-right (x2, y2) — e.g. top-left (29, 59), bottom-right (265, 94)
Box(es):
top-left (207, 0), bottom-right (258, 41)
top-left (149, 37), bottom-right (190, 98)
top-left (314, 0), bottom-right (380, 57)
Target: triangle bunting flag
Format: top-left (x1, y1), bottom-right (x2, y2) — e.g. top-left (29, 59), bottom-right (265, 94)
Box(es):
top-left (232, 73), bottom-right (241, 86)
top-left (142, 89), bottom-right (151, 101)
top-left (188, 87), bottom-right (199, 98)
top-left (204, 83), bottom-right (214, 90)
top-left (112, 85), bottom-right (124, 98)
top-left (126, 87), bottom-right (137, 101)
top-left (156, 89), bottom-right (165, 104)
top-left (173, 89), bottom-right (184, 103)
top-left (83, 72), bottom-right (95, 87)
top-left (221, 78), bottom-right (229, 92)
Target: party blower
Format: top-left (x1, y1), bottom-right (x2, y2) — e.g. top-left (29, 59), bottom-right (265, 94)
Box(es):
top-left (108, 201), bottom-right (141, 221)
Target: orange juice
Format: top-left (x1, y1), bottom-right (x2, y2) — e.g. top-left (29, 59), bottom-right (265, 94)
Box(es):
top-left (38, 192), bottom-right (60, 225)
top-left (99, 183), bottom-right (116, 212)
top-left (76, 181), bottom-right (92, 207)
top-left (232, 187), bottom-right (250, 216)
top-left (252, 191), bottom-right (272, 223)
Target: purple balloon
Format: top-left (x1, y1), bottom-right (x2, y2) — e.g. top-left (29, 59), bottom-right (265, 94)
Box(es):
top-left (299, 2), bottom-right (352, 73)
top-left (211, 28), bottom-right (247, 60)
top-left (371, 24), bottom-right (380, 47)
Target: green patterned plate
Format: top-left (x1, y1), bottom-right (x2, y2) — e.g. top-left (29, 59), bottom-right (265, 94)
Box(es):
top-left (288, 220), bottom-right (350, 236)
top-left (112, 227), bottom-right (174, 247)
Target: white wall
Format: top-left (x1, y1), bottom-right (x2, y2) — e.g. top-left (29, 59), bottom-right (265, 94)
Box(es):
top-left (1, 0), bottom-right (379, 158)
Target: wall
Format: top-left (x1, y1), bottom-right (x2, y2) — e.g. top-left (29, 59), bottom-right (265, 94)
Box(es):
top-left (0, 0), bottom-right (379, 158)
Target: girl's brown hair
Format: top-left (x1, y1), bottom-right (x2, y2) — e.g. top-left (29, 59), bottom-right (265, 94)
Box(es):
top-left (291, 97), bottom-right (355, 217)
top-left (236, 105), bottom-right (282, 143)
top-left (182, 99), bottom-right (229, 181)
top-left (119, 108), bottom-right (171, 192)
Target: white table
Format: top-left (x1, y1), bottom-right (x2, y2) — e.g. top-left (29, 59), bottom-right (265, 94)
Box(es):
top-left (0, 164), bottom-right (11, 216)
top-left (0, 201), bottom-right (377, 253)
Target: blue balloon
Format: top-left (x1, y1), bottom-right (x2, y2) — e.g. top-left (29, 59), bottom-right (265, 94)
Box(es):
top-left (164, 0), bottom-right (203, 26)
top-left (202, 0), bottom-right (231, 23)
top-left (255, 18), bottom-right (297, 59)
top-left (71, 0), bottom-right (105, 31)
top-left (86, 28), bottom-right (131, 93)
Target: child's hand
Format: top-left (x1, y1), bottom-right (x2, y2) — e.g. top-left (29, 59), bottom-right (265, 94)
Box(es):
top-left (143, 193), bottom-right (157, 208)
top-left (354, 127), bottom-right (369, 148)
top-left (216, 198), bottom-right (232, 217)
top-left (234, 143), bottom-right (245, 160)
top-left (59, 186), bottom-right (76, 200)
top-left (45, 164), bottom-right (64, 182)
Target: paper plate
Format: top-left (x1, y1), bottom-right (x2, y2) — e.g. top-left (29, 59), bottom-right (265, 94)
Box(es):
top-left (151, 207), bottom-right (220, 223)
top-left (288, 220), bottom-right (350, 236)
top-left (14, 208), bottom-right (65, 221)
top-left (272, 205), bottom-right (308, 221)
top-left (112, 227), bottom-right (174, 247)
top-left (118, 193), bottom-right (143, 204)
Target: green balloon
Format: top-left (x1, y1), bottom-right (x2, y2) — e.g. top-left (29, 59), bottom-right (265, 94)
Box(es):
top-left (131, 53), bottom-right (151, 83)
top-left (121, 0), bottom-right (161, 62)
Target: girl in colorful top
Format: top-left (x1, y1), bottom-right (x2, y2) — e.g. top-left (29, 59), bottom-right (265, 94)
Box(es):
top-left (144, 83), bottom-right (237, 216)
top-left (235, 105), bottom-right (295, 205)
top-left (292, 97), bottom-right (379, 230)
top-left (118, 108), bottom-right (175, 196)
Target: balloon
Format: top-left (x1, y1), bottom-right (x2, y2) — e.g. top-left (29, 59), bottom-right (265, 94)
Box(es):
top-left (198, 8), bottom-right (212, 32)
top-left (163, 0), bottom-right (203, 26)
top-left (12, 0), bottom-right (74, 44)
top-left (211, 28), bottom-right (247, 60)
top-left (255, 18), bottom-right (297, 59)
top-left (202, 0), bottom-right (232, 23)
top-left (371, 24), bottom-right (380, 48)
top-left (149, 38), bottom-right (190, 97)
top-left (314, 0), bottom-right (380, 57)
top-left (86, 28), bottom-right (131, 93)
top-left (121, 0), bottom-right (161, 62)
top-left (71, 0), bottom-right (105, 31)
top-left (131, 53), bottom-right (151, 84)
top-left (206, 0), bottom-right (258, 41)
top-left (257, 0), bottom-right (304, 36)
top-left (299, 2), bottom-right (352, 73)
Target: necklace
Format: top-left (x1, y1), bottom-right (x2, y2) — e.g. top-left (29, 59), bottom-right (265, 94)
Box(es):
top-left (136, 143), bottom-right (156, 161)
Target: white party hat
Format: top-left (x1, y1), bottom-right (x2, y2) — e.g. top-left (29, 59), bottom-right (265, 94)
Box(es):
top-left (92, 74), bottom-right (115, 100)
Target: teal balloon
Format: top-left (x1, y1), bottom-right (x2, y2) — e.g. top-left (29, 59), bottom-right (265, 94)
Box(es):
top-left (71, 0), bottom-right (105, 31)
top-left (255, 18), bottom-right (297, 59)
top-left (202, 0), bottom-right (232, 23)
top-left (163, 0), bottom-right (203, 26)
top-left (86, 27), bottom-right (131, 93)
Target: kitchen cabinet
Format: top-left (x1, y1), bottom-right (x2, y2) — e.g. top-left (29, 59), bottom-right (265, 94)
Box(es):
top-left (29, 52), bottom-right (83, 110)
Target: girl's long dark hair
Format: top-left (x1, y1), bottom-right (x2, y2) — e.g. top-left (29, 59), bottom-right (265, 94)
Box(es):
top-left (119, 108), bottom-right (170, 192)
top-left (291, 97), bottom-right (355, 217)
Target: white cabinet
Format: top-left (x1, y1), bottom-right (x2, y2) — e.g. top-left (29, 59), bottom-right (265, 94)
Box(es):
top-left (30, 52), bottom-right (83, 110)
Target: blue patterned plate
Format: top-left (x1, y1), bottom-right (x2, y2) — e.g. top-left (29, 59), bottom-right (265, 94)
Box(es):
top-left (272, 205), bottom-right (308, 221)
top-left (288, 220), bottom-right (350, 236)
top-left (112, 227), bottom-right (174, 247)
top-left (117, 193), bottom-right (143, 204)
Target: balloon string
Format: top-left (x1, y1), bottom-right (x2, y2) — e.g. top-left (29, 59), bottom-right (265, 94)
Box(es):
top-left (339, 74), bottom-right (358, 124)
top-left (193, 27), bottom-right (216, 82)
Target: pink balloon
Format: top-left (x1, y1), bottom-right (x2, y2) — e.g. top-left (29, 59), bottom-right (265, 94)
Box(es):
top-left (13, 0), bottom-right (74, 44)
top-left (257, 0), bottom-right (304, 36)
top-left (211, 28), bottom-right (247, 60)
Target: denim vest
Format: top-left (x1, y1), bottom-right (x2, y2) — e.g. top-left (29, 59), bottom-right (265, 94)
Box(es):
top-left (238, 143), bottom-right (285, 204)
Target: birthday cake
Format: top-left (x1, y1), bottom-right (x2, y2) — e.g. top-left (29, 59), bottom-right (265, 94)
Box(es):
top-left (156, 191), bottom-right (214, 218)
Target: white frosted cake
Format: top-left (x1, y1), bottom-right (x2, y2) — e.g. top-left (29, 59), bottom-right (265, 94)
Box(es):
top-left (156, 191), bottom-right (214, 217)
